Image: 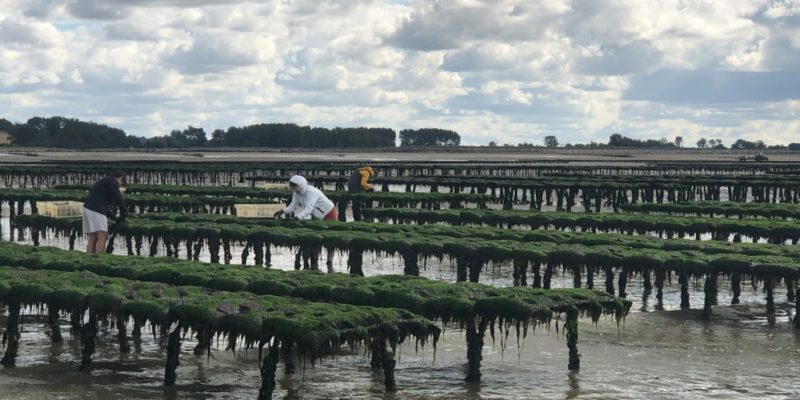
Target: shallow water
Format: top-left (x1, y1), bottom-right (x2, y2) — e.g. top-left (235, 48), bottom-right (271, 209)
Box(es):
top-left (1, 210), bottom-right (800, 399)
top-left (2, 301), bottom-right (798, 400)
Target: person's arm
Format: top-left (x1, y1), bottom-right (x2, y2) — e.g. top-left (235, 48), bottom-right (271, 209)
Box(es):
top-left (295, 191), bottom-right (320, 220)
top-left (282, 193), bottom-right (299, 215)
top-left (109, 179), bottom-right (127, 219)
top-left (359, 169), bottom-right (374, 191)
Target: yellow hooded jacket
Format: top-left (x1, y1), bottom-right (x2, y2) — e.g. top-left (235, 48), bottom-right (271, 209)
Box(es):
top-left (348, 166), bottom-right (376, 192)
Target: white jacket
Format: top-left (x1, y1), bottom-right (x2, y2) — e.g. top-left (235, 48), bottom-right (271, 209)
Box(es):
top-left (282, 175), bottom-right (335, 220)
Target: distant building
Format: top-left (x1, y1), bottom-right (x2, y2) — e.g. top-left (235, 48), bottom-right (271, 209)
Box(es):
top-left (0, 130), bottom-right (11, 145)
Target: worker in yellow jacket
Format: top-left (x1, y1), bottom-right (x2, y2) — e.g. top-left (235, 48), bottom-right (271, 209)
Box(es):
top-left (346, 166), bottom-right (376, 221)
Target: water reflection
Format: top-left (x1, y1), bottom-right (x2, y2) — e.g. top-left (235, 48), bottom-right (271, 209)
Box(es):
top-left (565, 372), bottom-right (580, 400)
top-left (640, 286), bottom-right (652, 312)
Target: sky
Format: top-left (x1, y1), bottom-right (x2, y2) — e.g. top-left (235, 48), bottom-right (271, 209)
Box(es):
top-left (0, 0), bottom-right (798, 146)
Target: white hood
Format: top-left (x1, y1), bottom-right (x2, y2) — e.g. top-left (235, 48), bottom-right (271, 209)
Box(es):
top-left (289, 175), bottom-right (308, 192)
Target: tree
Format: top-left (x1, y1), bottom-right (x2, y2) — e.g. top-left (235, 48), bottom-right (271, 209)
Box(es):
top-left (608, 133), bottom-right (624, 147)
top-left (209, 129), bottom-right (226, 146)
top-left (219, 123), bottom-right (395, 148)
top-left (731, 139), bottom-right (757, 149)
top-left (399, 128), bottom-right (460, 146)
top-left (0, 118), bottom-right (14, 134)
top-left (709, 139), bottom-right (725, 149)
top-left (167, 126), bottom-right (207, 147)
top-left (9, 116), bottom-right (135, 148)
top-left (607, 133), bottom-right (675, 148)
top-left (488, 141), bottom-right (497, 147)
top-left (182, 126), bottom-right (207, 146)
top-left (696, 138), bottom-right (707, 149)
top-left (544, 135), bottom-right (559, 148)
top-left (674, 136), bottom-right (684, 148)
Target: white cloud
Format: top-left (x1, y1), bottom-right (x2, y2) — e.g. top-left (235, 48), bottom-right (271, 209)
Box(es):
top-left (764, 0), bottom-right (800, 18)
top-left (441, 43), bottom-right (520, 72)
top-left (387, 0), bottom-right (567, 51)
top-left (0, 0), bottom-right (798, 146)
top-left (0, 16), bottom-right (63, 48)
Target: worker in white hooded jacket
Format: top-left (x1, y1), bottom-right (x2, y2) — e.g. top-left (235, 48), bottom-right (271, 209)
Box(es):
top-left (273, 175), bottom-right (338, 221)
top-left (273, 175), bottom-right (338, 268)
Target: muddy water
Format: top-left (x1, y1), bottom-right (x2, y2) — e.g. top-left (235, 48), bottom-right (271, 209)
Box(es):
top-left (2, 214), bottom-right (800, 399)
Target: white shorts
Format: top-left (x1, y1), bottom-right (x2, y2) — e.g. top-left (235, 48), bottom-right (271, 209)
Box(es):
top-left (82, 207), bottom-right (108, 234)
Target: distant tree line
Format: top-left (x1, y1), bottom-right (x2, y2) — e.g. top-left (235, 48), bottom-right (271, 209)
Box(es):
top-left (399, 128), bottom-right (460, 146)
top-left (3, 116), bottom-right (799, 150)
top-left (0, 116), bottom-right (464, 149)
top-left (511, 133), bottom-right (800, 151)
top-left (1, 117), bottom-right (139, 148)
top-left (146, 124), bottom-right (398, 148)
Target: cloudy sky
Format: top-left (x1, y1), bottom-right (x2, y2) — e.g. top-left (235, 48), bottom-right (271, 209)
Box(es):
top-left (1, 0), bottom-right (798, 146)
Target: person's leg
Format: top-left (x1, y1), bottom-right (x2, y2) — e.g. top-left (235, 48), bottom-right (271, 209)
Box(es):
top-left (337, 201), bottom-right (347, 222)
top-left (323, 208), bottom-right (339, 265)
top-left (311, 246), bottom-right (321, 269)
top-left (352, 199), bottom-right (362, 221)
top-left (85, 208), bottom-right (109, 254)
top-left (86, 233), bottom-right (97, 254)
top-left (95, 231), bottom-right (109, 253)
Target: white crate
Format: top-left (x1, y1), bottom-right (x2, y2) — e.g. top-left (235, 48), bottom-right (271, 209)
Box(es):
top-left (37, 201), bottom-right (84, 218)
top-left (235, 203), bottom-right (286, 218)
top-left (261, 182), bottom-right (287, 190)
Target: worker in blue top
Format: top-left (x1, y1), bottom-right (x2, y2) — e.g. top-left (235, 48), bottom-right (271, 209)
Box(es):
top-left (82, 170), bottom-right (127, 254)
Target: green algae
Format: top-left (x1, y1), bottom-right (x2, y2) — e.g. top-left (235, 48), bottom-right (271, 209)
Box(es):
top-left (0, 242), bottom-right (628, 328)
top-left (361, 207), bottom-right (800, 243)
top-left (0, 266), bottom-right (439, 361)
top-left (623, 201), bottom-right (800, 220)
top-left (12, 213), bottom-right (800, 284)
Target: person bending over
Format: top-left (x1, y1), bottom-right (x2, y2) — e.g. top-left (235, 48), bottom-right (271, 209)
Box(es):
top-left (273, 175), bottom-right (338, 266)
top-left (347, 165), bottom-right (376, 221)
top-left (83, 170), bottom-right (127, 254)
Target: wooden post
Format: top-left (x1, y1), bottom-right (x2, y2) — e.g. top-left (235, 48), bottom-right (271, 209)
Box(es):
top-left (566, 308), bottom-right (580, 371)
top-left (348, 245), bottom-right (364, 276)
top-left (456, 256), bottom-right (468, 282)
top-left (679, 272), bottom-right (690, 309)
top-left (281, 341), bottom-right (295, 375)
top-left (465, 317), bottom-right (488, 382)
top-left (618, 269), bottom-right (628, 298)
top-left (403, 249), bottom-right (419, 276)
top-left (48, 306), bottom-right (63, 343)
top-left (468, 258), bottom-right (482, 283)
top-left (258, 341), bottom-right (281, 400)
top-left (79, 314), bottom-right (98, 372)
top-left (117, 313), bottom-right (129, 353)
top-left (532, 263), bottom-right (542, 288)
top-left (765, 278), bottom-right (775, 314)
top-left (702, 274), bottom-right (717, 320)
top-left (164, 325), bottom-right (182, 385)
top-left (0, 303), bottom-right (21, 367)
top-left (512, 259), bottom-right (528, 287)
top-left (731, 273), bottom-right (742, 304)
